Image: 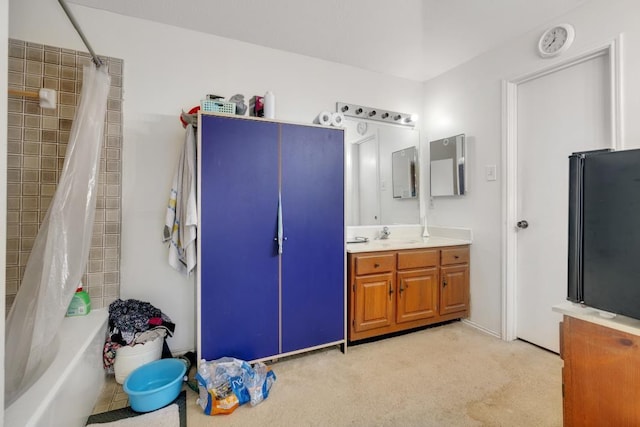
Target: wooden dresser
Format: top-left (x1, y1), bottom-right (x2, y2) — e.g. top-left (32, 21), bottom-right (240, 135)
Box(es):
top-left (555, 303), bottom-right (640, 426)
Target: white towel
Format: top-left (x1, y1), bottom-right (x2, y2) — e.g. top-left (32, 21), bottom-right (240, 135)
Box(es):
top-left (163, 124), bottom-right (197, 275)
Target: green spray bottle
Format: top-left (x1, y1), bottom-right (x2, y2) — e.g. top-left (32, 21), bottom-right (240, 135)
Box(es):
top-left (66, 283), bottom-right (91, 316)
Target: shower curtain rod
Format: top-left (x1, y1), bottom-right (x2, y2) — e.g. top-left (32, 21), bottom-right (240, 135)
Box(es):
top-left (57, 0), bottom-right (103, 66)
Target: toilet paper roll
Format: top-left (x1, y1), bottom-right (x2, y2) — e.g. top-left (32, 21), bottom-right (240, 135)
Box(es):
top-left (331, 112), bottom-right (345, 127)
top-left (315, 111), bottom-right (332, 126)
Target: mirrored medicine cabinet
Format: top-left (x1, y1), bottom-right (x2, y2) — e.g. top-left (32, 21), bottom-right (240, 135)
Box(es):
top-left (344, 119), bottom-right (421, 226)
top-left (429, 134), bottom-right (466, 197)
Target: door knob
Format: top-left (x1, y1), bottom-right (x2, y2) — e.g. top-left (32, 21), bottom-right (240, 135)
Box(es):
top-left (517, 220), bottom-right (529, 229)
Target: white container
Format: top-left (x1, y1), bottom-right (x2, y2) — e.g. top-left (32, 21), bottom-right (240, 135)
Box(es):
top-left (114, 336), bottom-right (164, 384)
top-left (264, 91), bottom-right (275, 119)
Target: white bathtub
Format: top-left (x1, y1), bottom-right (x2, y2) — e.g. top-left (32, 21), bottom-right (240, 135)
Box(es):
top-left (5, 309), bottom-right (108, 427)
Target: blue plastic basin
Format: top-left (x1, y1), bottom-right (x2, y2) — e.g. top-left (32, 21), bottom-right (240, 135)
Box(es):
top-left (123, 358), bottom-right (186, 412)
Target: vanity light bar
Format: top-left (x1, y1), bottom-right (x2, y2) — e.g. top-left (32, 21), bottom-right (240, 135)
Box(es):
top-left (336, 102), bottom-right (416, 127)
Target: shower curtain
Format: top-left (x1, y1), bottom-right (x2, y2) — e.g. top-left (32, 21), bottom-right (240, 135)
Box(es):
top-left (5, 65), bottom-right (111, 406)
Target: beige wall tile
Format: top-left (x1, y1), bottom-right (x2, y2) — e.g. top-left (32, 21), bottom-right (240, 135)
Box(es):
top-left (23, 169), bottom-right (39, 182)
top-left (20, 211), bottom-right (38, 223)
top-left (8, 113), bottom-right (23, 127)
top-left (44, 63), bottom-right (60, 78)
top-left (23, 142), bottom-right (41, 155)
top-left (8, 72), bottom-right (24, 86)
top-left (7, 169), bottom-right (21, 183)
top-left (7, 155), bottom-right (22, 168)
top-left (6, 238), bottom-right (19, 252)
top-left (22, 183), bottom-right (39, 196)
top-left (9, 44), bottom-right (25, 59)
top-left (24, 114), bottom-right (41, 128)
top-left (44, 51), bottom-right (60, 65)
top-left (7, 142), bottom-right (22, 155)
top-left (42, 116), bottom-right (58, 130)
top-left (43, 78), bottom-right (59, 91)
top-left (24, 101), bottom-right (40, 114)
top-left (8, 98), bottom-right (24, 113)
top-left (20, 238), bottom-right (35, 252)
top-left (8, 57), bottom-right (24, 72)
top-left (25, 74), bottom-right (41, 88)
top-left (41, 157), bottom-right (57, 170)
top-left (24, 128), bottom-right (40, 141)
top-left (26, 47), bottom-right (43, 61)
top-left (26, 60), bottom-right (42, 75)
top-left (7, 126), bottom-right (22, 140)
top-left (20, 224), bottom-right (38, 237)
top-left (60, 79), bottom-right (75, 92)
top-left (23, 156), bottom-right (40, 169)
top-left (7, 212), bottom-right (19, 224)
top-left (90, 248), bottom-right (104, 260)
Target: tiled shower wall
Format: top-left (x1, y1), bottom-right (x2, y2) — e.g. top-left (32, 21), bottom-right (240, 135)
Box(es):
top-left (6, 39), bottom-right (123, 312)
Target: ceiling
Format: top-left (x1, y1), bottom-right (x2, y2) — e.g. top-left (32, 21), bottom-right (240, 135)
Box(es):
top-left (67, 0), bottom-right (588, 82)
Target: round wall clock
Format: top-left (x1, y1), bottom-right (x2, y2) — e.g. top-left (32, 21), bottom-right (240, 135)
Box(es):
top-left (538, 24), bottom-right (575, 58)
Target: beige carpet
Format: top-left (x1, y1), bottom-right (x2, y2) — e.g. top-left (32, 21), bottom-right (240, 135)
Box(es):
top-left (186, 321), bottom-right (562, 426)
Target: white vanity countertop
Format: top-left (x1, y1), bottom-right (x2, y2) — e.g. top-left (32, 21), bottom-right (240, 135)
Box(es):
top-left (346, 235), bottom-right (471, 253)
top-left (553, 301), bottom-right (640, 337)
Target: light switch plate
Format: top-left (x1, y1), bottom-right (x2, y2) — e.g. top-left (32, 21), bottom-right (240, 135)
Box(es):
top-left (485, 165), bottom-right (497, 181)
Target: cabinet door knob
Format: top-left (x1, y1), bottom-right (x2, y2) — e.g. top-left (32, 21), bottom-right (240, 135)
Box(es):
top-left (374, 263), bottom-right (380, 268)
top-left (454, 255), bottom-right (459, 259)
top-left (443, 277), bottom-right (448, 287)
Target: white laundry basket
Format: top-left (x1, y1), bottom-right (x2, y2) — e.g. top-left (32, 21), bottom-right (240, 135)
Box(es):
top-left (114, 335), bottom-right (164, 384)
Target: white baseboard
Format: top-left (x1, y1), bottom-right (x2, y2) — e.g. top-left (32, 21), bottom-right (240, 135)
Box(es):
top-left (462, 319), bottom-right (501, 339)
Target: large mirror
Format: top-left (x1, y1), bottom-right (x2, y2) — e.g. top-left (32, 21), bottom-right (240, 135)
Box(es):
top-left (430, 134), bottom-right (466, 197)
top-left (392, 147), bottom-right (418, 199)
top-left (344, 119), bottom-right (420, 225)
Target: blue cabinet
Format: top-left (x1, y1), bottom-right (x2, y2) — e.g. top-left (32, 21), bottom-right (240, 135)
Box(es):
top-left (198, 114), bottom-right (345, 362)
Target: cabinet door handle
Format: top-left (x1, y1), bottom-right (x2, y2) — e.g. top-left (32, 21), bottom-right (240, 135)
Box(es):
top-left (388, 281), bottom-right (394, 297)
top-left (454, 255), bottom-right (459, 259)
top-left (443, 277), bottom-right (448, 288)
top-left (399, 283), bottom-right (404, 294)
top-left (374, 263), bottom-right (380, 268)
top-left (399, 282), bottom-right (409, 294)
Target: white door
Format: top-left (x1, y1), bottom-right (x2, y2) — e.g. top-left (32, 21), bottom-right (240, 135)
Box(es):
top-left (516, 54), bottom-right (611, 352)
top-left (358, 135), bottom-right (381, 225)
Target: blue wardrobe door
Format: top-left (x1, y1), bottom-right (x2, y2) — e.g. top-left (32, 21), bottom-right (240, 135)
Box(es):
top-left (280, 124), bottom-right (345, 353)
top-left (200, 115), bottom-right (280, 361)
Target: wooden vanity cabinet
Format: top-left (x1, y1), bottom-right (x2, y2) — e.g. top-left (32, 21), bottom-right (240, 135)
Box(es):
top-left (440, 247), bottom-right (470, 315)
top-left (352, 253), bottom-right (395, 333)
top-left (396, 250), bottom-right (439, 324)
top-left (348, 245), bottom-right (470, 342)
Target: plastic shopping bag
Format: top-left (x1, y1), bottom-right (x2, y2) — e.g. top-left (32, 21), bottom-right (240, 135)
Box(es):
top-left (195, 357), bottom-right (276, 415)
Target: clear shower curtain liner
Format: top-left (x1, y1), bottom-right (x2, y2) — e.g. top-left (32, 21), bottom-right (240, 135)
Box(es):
top-left (5, 65), bottom-right (111, 406)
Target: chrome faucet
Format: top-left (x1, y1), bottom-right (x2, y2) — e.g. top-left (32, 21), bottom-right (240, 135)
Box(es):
top-left (379, 226), bottom-right (391, 240)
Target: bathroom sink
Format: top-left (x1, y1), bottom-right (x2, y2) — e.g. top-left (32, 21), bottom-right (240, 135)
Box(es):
top-left (366, 239), bottom-right (423, 247)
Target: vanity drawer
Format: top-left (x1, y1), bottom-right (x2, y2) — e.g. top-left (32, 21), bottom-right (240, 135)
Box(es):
top-left (441, 247), bottom-right (470, 265)
top-left (354, 254), bottom-right (395, 275)
top-left (397, 250), bottom-right (439, 270)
